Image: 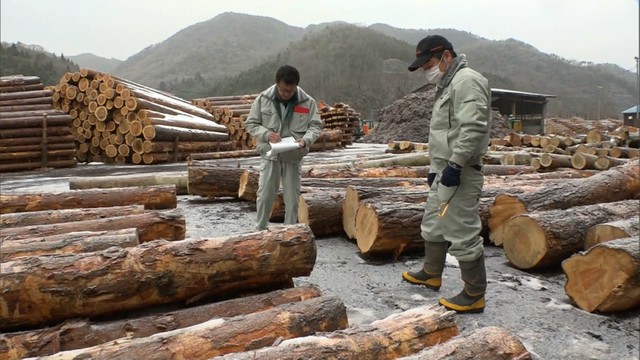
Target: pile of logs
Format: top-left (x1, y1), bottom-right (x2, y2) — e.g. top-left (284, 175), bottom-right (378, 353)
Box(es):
top-left (320, 102), bottom-right (361, 147)
top-left (0, 180), bottom-right (532, 359)
top-left (0, 75), bottom-right (77, 172)
top-left (48, 69), bottom-right (229, 164)
top-left (192, 94), bottom-right (258, 150)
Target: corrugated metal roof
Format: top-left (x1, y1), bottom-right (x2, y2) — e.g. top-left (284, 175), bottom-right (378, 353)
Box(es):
top-left (491, 88), bottom-right (557, 98)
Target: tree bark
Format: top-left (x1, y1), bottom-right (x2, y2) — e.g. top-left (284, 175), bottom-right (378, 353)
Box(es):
top-left (304, 165), bottom-right (430, 179)
top-left (584, 217), bottom-right (640, 250)
top-left (0, 228), bottom-right (139, 262)
top-left (0, 185), bottom-right (177, 214)
top-left (29, 296), bottom-right (347, 360)
top-left (212, 304), bottom-right (458, 360)
top-left (0, 224), bottom-right (316, 331)
top-left (297, 188), bottom-right (345, 237)
top-left (0, 205), bottom-right (146, 228)
top-left (0, 208), bottom-right (185, 243)
top-left (397, 326), bottom-right (532, 360)
top-left (68, 173), bottom-right (188, 194)
top-left (142, 124), bottom-right (228, 142)
top-left (188, 149), bottom-right (258, 160)
top-left (562, 237), bottom-right (640, 313)
top-left (188, 160), bottom-right (254, 198)
top-left (0, 286), bottom-right (324, 359)
top-left (501, 200), bottom-right (639, 269)
top-left (342, 186), bottom-right (429, 240)
top-left (489, 160), bottom-right (640, 245)
top-left (355, 200), bottom-right (426, 257)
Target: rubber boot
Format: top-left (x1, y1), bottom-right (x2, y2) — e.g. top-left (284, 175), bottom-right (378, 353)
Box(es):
top-left (439, 255), bottom-right (487, 313)
top-left (402, 241), bottom-right (448, 290)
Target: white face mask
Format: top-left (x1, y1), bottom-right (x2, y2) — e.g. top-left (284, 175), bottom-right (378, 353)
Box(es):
top-left (424, 57), bottom-right (444, 84)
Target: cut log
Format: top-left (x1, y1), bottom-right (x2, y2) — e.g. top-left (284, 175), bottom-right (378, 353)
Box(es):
top-left (304, 165), bottom-right (430, 179)
top-left (562, 238), bottom-right (640, 313)
top-left (0, 205), bottom-right (145, 228)
top-left (0, 208), bottom-right (185, 243)
top-left (297, 188), bottom-right (345, 237)
top-left (0, 286), bottom-right (325, 359)
top-left (342, 186), bottom-right (429, 240)
top-left (489, 160), bottom-right (640, 245)
top-left (212, 304), bottom-right (458, 360)
top-left (584, 217), bottom-right (640, 250)
top-left (397, 326), bottom-right (532, 360)
top-left (142, 124), bottom-right (228, 142)
top-left (0, 229), bottom-right (139, 262)
top-left (0, 159), bottom-right (77, 173)
top-left (539, 153), bottom-right (573, 169)
top-left (188, 149), bottom-right (258, 160)
top-left (501, 200), bottom-right (639, 269)
top-left (68, 173), bottom-right (188, 195)
top-left (355, 200), bottom-right (426, 256)
top-left (0, 185), bottom-right (177, 214)
top-left (0, 224), bottom-right (317, 331)
top-left (30, 296), bottom-right (347, 360)
top-left (188, 160), bottom-right (253, 198)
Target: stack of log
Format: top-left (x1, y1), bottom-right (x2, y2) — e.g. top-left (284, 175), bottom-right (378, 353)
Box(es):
top-left (192, 94), bottom-right (258, 150)
top-left (0, 75), bottom-right (77, 172)
top-left (48, 68), bottom-right (229, 165)
top-left (0, 180), bottom-right (532, 359)
top-left (320, 102), bottom-right (361, 147)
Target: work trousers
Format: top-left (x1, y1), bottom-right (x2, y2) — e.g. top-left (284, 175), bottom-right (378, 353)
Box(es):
top-left (255, 158), bottom-right (302, 230)
top-left (421, 163), bottom-right (484, 262)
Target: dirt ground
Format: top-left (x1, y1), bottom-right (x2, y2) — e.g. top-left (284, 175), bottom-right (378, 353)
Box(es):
top-left (1, 143), bottom-right (639, 360)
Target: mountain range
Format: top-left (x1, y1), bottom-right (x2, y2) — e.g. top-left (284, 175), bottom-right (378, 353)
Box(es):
top-left (15, 12), bottom-right (640, 120)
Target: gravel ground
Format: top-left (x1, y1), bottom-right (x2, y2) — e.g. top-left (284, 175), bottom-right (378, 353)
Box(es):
top-left (1, 143), bottom-right (638, 360)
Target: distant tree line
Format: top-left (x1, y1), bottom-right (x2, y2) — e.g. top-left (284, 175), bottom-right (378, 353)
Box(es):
top-left (0, 43), bottom-right (79, 85)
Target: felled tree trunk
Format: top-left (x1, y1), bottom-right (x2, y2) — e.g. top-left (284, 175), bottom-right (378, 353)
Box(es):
top-left (297, 188), bottom-right (345, 237)
top-left (27, 296), bottom-right (347, 360)
top-left (1, 286), bottom-right (324, 359)
top-left (0, 185), bottom-right (177, 214)
top-left (355, 200), bottom-right (426, 257)
top-left (304, 166), bottom-right (430, 179)
top-left (0, 205), bottom-right (145, 228)
top-left (501, 200), bottom-right (639, 269)
top-left (396, 326), bottom-right (532, 360)
top-left (212, 304), bottom-right (458, 360)
top-left (584, 217), bottom-right (639, 250)
top-left (0, 229), bottom-right (139, 262)
top-left (562, 237), bottom-right (640, 313)
top-left (0, 224), bottom-right (316, 331)
top-left (342, 186), bottom-right (429, 240)
top-left (187, 160), bottom-right (253, 198)
top-left (0, 208), bottom-right (185, 243)
top-left (489, 160), bottom-right (640, 245)
top-left (68, 172), bottom-right (188, 195)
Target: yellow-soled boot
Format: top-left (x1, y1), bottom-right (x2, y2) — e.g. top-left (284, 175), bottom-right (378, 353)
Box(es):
top-left (439, 255), bottom-right (487, 313)
top-left (402, 269), bottom-right (442, 290)
top-left (402, 241), bottom-right (447, 291)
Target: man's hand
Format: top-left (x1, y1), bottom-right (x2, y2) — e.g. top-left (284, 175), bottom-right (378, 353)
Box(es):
top-left (268, 132), bottom-right (281, 143)
top-left (440, 162), bottom-right (462, 187)
top-left (297, 139), bottom-right (306, 148)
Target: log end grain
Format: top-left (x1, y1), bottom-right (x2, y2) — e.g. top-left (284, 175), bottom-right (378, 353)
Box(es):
top-left (341, 187), bottom-right (359, 240)
top-left (501, 215), bottom-right (548, 270)
top-left (584, 225), bottom-right (630, 250)
top-left (354, 204), bottom-right (378, 254)
top-left (488, 194), bottom-right (527, 246)
top-left (562, 239), bottom-right (640, 312)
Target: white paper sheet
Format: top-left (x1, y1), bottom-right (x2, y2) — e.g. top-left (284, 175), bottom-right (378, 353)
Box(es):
top-left (266, 136), bottom-right (301, 156)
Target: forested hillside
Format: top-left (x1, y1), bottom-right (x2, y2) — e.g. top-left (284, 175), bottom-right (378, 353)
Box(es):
top-left (0, 42), bottom-right (79, 85)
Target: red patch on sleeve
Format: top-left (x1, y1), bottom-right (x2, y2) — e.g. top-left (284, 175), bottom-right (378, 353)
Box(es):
top-left (294, 106), bottom-right (310, 114)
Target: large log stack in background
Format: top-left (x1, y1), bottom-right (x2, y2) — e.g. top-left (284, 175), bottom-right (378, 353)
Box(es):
top-left (0, 75), bottom-right (77, 172)
top-left (320, 102), bottom-right (361, 147)
top-left (192, 94), bottom-right (258, 150)
top-left (48, 68), bottom-right (229, 165)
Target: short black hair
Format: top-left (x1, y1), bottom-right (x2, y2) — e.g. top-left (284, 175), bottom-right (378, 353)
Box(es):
top-left (275, 65), bottom-right (300, 85)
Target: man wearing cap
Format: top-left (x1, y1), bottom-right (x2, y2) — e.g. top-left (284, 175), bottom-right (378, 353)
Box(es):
top-left (401, 35), bottom-right (491, 313)
top-left (245, 65), bottom-right (322, 230)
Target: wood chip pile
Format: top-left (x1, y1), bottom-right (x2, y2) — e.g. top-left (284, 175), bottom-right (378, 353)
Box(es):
top-left (48, 68), bottom-right (229, 165)
top-left (0, 75), bottom-right (77, 172)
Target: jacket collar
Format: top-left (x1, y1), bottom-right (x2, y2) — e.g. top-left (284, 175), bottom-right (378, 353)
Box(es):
top-left (262, 84), bottom-right (310, 104)
top-left (437, 54), bottom-right (467, 89)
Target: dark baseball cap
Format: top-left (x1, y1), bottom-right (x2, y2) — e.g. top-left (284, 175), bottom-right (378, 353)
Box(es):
top-left (408, 35), bottom-right (454, 72)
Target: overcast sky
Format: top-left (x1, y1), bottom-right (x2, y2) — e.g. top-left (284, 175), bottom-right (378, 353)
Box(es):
top-left (1, 0), bottom-right (638, 70)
